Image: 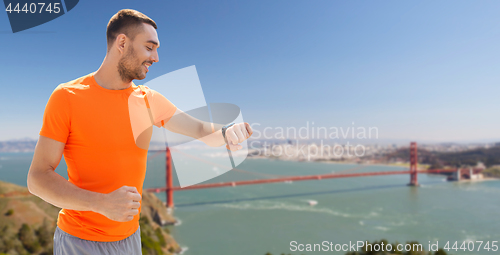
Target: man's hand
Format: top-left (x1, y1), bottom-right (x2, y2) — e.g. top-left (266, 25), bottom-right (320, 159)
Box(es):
top-left (96, 186), bottom-right (142, 222)
top-left (225, 122), bottom-right (253, 151)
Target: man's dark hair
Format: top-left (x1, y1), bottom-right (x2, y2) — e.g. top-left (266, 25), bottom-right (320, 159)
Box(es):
top-left (106, 9), bottom-right (157, 51)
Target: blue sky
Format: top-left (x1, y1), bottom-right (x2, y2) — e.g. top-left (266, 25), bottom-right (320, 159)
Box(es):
top-left (1, 0), bottom-right (499, 143)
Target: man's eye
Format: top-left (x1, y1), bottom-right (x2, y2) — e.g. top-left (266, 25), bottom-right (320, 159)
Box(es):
top-left (146, 47), bottom-right (152, 51)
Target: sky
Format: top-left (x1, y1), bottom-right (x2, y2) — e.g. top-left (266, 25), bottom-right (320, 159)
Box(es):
top-left (1, 0), bottom-right (499, 143)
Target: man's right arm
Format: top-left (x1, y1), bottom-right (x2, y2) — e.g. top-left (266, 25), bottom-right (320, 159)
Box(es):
top-left (27, 135), bottom-right (141, 222)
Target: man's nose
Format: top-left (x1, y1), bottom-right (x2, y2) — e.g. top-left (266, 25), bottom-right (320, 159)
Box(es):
top-left (151, 51), bottom-right (159, 63)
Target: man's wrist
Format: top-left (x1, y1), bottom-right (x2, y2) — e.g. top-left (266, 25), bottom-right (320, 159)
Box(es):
top-left (221, 123), bottom-right (235, 141)
top-left (89, 192), bottom-right (105, 213)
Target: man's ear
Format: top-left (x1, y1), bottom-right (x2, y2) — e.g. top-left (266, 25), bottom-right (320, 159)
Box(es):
top-left (116, 34), bottom-right (127, 54)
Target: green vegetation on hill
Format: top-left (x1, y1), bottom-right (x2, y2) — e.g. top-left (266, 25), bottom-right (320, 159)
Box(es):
top-left (428, 146), bottom-right (500, 168)
top-left (0, 180), bottom-right (59, 255)
top-left (386, 146), bottom-right (500, 168)
top-left (139, 215), bottom-right (179, 255)
top-left (0, 180), bottom-right (181, 255)
top-left (0, 214), bottom-right (54, 255)
top-left (482, 166), bottom-right (500, 178)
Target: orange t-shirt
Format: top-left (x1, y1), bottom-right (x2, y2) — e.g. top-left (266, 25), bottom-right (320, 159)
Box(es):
top-left (39, 72), bottom-right (177, 241)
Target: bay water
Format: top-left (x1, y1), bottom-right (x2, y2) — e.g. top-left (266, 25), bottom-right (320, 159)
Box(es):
top-left (1, 152), bottom-right (499, 255)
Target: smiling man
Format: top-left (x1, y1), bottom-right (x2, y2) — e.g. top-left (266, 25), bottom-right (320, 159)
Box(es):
top-left (26, 9), bottom-right (252, 254)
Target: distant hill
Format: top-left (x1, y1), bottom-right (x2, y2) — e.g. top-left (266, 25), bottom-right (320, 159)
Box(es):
top-left (0, 139), bottom-right (37, 152)
top-left (0, 180), bottom-right (181, 255)
top-left (385, 145), bottom-right (500, 168)
top-left (0, 138), bottom-right (180, 152)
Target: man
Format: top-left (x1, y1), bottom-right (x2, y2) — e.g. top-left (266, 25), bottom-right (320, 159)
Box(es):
top-left (27, 9), bottom-right (252, 254)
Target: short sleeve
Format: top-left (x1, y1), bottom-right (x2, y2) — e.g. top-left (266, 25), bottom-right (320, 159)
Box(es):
top-left (149, 89), bottom-right (177, 128)
top-left (39, 85), bottom-right (71, 143)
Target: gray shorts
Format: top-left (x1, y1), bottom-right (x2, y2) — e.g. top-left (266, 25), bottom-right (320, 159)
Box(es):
top-left (53, 226), bottom-right (142, 255)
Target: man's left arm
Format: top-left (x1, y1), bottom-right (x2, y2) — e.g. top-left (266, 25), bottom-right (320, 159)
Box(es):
top-left (146, 88), bottom-right (252, 150)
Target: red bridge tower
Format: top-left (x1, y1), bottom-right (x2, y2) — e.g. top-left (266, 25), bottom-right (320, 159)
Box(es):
top-left (408, 142), bottom-right (418, 186)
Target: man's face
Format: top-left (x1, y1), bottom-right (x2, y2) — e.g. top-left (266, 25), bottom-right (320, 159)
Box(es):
top-left (117, 23), bottom-right (160, 82)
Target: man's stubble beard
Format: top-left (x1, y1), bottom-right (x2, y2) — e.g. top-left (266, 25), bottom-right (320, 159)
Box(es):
top-left (117, 44), bottom-right (146, 83)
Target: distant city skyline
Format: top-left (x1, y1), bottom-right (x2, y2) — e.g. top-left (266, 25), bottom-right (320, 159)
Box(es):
top-left (1, 1), bottom-right (499, 142)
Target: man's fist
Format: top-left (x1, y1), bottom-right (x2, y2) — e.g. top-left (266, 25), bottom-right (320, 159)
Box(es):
top-left (95, 185), bottom-right (142, 222)
top-left (225, 122), bottom-right (253, 151)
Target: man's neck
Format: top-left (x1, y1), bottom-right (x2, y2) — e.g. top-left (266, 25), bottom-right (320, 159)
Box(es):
top-left (93, 59), bottom-right (133, 90)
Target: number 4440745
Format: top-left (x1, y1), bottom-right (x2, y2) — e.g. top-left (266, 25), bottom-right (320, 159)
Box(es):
top-left (5, 3), bottom-right (61, 14)
top-left (444, 241), bottom-right (498, 252)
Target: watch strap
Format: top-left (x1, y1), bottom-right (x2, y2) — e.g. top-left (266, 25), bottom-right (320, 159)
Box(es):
top-left (222, 123), bottom-right (235, 140)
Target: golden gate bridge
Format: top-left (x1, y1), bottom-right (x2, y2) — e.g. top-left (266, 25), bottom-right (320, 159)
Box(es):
top-left (145, 142), bottom-right (482, 208)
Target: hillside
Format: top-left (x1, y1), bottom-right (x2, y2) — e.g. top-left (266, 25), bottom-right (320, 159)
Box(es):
top-left (0, 180), bottom-right (181, 255)
top-left (384, 146), bottom-right (500, 168)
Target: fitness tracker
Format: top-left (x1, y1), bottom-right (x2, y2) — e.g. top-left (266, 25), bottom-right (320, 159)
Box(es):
top-left (221, 123), bottom-right (235, 141)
